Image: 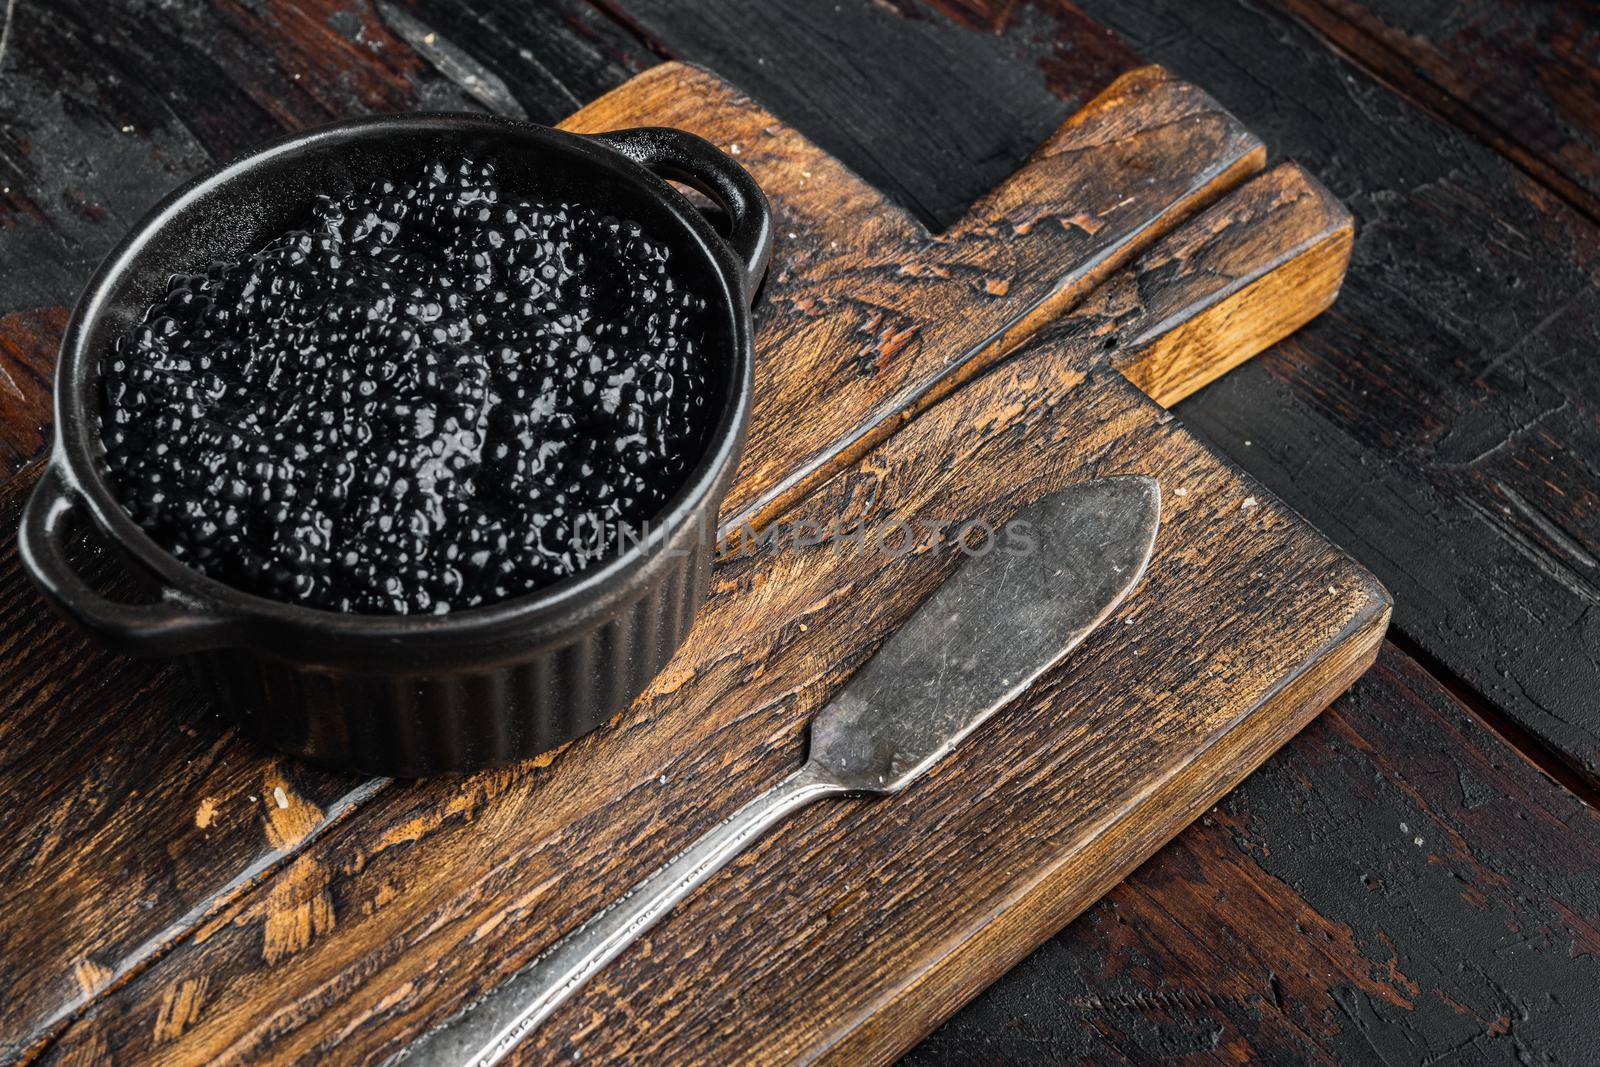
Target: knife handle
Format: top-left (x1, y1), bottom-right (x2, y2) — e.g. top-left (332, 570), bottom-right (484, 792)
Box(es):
top-left (402, 762), bottom-right (849, 1066)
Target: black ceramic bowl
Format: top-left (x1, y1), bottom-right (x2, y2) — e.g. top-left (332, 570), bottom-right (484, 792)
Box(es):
top-left (18, 114), bottom-right (771, 776)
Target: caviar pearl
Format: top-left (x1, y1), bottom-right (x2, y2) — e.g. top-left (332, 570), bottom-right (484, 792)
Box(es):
top-left (101, 158), bottom-right (715, 615)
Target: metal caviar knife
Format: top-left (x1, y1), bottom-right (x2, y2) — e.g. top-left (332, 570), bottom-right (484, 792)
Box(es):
top-left (402, 475), bottom-right (1161, 1066)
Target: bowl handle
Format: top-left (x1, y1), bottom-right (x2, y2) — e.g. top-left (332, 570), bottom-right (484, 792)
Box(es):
top-left (594, 127), bottom-right (773, 298)
top-left (18, 464), bottom-right (237, 656)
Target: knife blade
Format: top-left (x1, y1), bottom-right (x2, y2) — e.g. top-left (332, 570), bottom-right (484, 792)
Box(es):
top-left (809, 474), bottom-right (1161, 792)
top-left (400, 475), bottom-right (1160, 1066)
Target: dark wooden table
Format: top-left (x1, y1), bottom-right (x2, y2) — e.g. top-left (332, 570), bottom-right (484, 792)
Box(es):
top-left (2, 1), bottom-right (1597, 1063)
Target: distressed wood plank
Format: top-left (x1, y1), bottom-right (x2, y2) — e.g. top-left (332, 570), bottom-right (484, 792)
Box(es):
top-left (576, 1), bottom-right (1600, 1057)
top-left (40, 258), bottom-right (1384, 1066)
top-left (602, 0), bottom-right (1600, 782)
top-left (908, 642), bottom-right (1600, 1064)
top-left (562, 62), bottom-right (1265, 528)
top-left (0, 60), bottom-right (1319, 1059)
top-left (693, 1), bottom-right (1600, 1053)
top-left (1107, 163), bottom-right (1352, 406)
top-left (0, 309), bottom-right (63, 475)
top-left (584, 0), bottom-right (1143, 227)
top-left (1265, 0), bottom-right (1600, 225)
top-left (1070, 0), bottom-right (1600, 783)
top-left (0, 465), bottom-right (379, 1063)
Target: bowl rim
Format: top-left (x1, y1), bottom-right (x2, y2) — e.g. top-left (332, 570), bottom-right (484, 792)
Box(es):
top-left (48, 111), bottom-right (756, 656)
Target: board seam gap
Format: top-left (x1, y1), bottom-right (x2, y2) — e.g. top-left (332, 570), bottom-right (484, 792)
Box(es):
top-left (1386, 628), bottom-right (1600, 812)
top-left (1262, 0), bottom-right (1600, 229)
top-left (582, 0), bottom-right (676, 62)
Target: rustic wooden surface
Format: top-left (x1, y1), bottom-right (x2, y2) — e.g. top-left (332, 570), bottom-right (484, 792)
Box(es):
top-left (1104, 164), bottom-right (1351, 408)
top-left (595, 0), bottom-right (1600, 788)
top-left (1069, 0), bottom-right (1600, 791)
top-left (565, 5), bottom-right (1600, 1055)
top-left (36, 353), bottom-right (1386, 1062)
top-left (0, 45), bottom-right (1381, 1067)
top-left (27, 70), bottom-right (1381, 1054)
top-left (1265, 0), bottom-right (1600, 227)
top-left (564, 62), bottom-right (1266, 530)
top-left (2, 0), bottom-right (1596, 1063)
top-left (906, 642), bottom-right (1600, 1064)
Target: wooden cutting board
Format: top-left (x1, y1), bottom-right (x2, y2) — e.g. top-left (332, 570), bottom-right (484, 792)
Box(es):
top-left (8, 63), bottom-right (1387, 1064)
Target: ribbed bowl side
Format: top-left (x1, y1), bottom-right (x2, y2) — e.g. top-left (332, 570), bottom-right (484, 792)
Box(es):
top-left (184, 534), bottom-right (713, 777)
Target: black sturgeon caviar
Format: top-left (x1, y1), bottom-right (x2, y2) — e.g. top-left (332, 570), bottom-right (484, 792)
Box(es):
top-left (100, 158), bottom-right (716, 615)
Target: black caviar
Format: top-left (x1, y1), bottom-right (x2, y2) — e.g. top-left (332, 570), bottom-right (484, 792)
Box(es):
top-left (99, 158), bottom-right (716, 615)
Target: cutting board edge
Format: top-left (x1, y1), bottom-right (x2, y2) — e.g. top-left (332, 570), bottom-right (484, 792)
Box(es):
top-left (812, 587), bottom-right (1392, 1066)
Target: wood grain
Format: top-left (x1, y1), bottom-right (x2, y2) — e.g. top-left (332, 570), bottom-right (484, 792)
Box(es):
top-left (588, 0), bottom-right (1144, 228)
top-left (0, 462), bottom-right (379, 1061)
top-left (908, 642), bottom-right (1600, 1064)
top-left (1067, 0), bottom-right (1600, 786)
top-left (0, 62), bottom-right (1337, 1061)
top-left (599, 0), bottom-right (1600, 782)
top-left (40, 265), bottom-right (1384, 1065)
top-left (0, 309), bottom-right (63, 476)
top-left (562, 62), bottom-right (1265, 529)
top-left (575, 1), bottom-right (1600, 1057)
top-left (1265, 0), bottom-right (1600, 226)
top-left (1105, 163), bottom-right (1352, 407)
